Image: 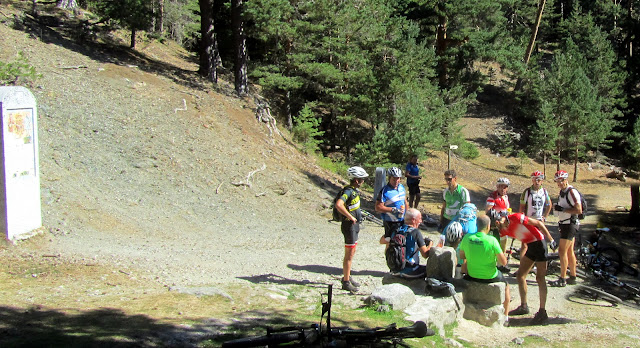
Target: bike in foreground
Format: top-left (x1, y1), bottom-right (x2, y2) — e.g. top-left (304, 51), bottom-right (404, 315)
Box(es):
top-left (222, 285), bottom-right (434, 347)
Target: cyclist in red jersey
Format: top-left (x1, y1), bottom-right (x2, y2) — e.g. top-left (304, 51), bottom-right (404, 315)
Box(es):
top-left (497, 213), bottom-right (556, 325)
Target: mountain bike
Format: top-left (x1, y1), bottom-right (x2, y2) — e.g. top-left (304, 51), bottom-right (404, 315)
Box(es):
top-left (576, 227), bottom-right (623, 276)
top-left (567, 228), bottom-right (640, 308)
top-left (221, 285), bottom-right (434, 347)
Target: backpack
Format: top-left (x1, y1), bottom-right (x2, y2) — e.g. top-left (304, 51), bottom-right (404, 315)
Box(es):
top-left (560, 187), bottom-right (587, 220)
top-left (331, 186), bottom-right (356, 222)
top-left (454, 203), bottom-right (478, 235)
top-left (385, 226), bottom-right (418, 272)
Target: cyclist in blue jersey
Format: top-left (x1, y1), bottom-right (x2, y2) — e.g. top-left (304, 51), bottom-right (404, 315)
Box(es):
top-left (376, 167), bottom-right (410, 242)
top-left (405, 155), bottom-right (421, 209)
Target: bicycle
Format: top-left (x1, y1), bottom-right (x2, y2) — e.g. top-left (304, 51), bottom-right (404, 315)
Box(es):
top-left (567, 228), bottom-right (640, 308)
top-left (222, 284), bottom-right (434, 347)
top-left (576, 227), bottom-right (623, 276)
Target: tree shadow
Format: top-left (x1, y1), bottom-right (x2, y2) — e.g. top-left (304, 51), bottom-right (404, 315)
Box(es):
top-left (0, 305), bottom-right (223, 347)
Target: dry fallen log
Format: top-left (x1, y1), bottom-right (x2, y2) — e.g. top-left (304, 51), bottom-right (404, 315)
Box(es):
top-left (231, 164), bottom-right (267, 189)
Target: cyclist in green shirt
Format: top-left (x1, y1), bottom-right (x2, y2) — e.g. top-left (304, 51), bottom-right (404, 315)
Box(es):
top-left (440, 169), bottom-right (471, 232)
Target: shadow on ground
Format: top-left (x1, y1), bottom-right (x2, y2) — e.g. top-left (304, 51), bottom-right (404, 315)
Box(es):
top-left (0, 305), bottom-right (220, 347)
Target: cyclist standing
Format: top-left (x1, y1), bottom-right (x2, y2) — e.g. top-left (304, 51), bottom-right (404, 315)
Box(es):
top-left (440, 169), bottom-right (471, 233)
top-left (405, 155), bottom-right (421, 209)
top-left (498, 213), bottom-right (556, 325)
top-left (376, 167), bottom-right (409, 243)
top-left (335, 166), bottom-right (369, 292)
top-left (550, 170), bottom-right (582, 287)
top-left (485, 177), bottom-right (511, 252)
top-left (518, 171), bottom-right (552, 258)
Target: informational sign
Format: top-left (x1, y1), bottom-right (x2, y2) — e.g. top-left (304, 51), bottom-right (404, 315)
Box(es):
top-left (0, 86), bottom-right (42, 241)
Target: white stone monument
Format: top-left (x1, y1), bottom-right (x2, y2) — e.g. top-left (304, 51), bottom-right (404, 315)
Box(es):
top-left (0, 86), bottom-right (42, 241)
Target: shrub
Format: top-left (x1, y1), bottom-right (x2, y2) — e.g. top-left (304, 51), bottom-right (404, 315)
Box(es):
top-left (0, 52), bottom-right (40, 86)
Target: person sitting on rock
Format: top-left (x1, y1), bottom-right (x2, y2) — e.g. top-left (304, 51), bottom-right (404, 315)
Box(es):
top-left (381, 208), bottom-right (433, 278)
top-left (459, 214), bottom-right (511, 324)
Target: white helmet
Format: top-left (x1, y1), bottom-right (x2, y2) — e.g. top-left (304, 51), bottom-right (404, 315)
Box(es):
top-left (497, 177), bottom-right (510, 186)
top-left (347, 166), bottom-right (369, 179)
top-left (387, 167), bottom-right (402, 177)
top-left (554, 170), bottom-right (569, 181)
top-left (445, 221), bottom-right (464, 244)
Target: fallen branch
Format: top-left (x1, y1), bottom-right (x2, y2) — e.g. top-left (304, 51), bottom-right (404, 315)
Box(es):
top-left (59, 65), bottom-right (88, 70)
top-left (231, 164), bottom-right (266, 189)
top-left (216, 182), bottom-right (223, 194)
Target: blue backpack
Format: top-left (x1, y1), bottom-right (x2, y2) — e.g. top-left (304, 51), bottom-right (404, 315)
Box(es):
top-left (453, 203), bottom-right (478, 235)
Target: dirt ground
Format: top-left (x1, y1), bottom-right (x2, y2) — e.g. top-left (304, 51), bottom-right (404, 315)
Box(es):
top-left (1, 2), bottom-right (639, 347)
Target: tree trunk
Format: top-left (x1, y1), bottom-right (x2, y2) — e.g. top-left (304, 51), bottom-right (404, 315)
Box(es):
top-left (57, 0), bottom-right (77, 9)
top-left (630, 185), bottom-right (640, 225)
top-left (515, 0), bottom-right (546, 91)
top-left (232, 0), bottom-right (248, 96)
top-left (156, 0), bottom-right (164, 33)
top-left (285, 90), bottom-right (292, 130)
top-left (199, 0), bottom-right (219, 84)
top-left (435, 11), bottom-right (448, 88)
top-left (573, 146), bottom-right (578, 182)
top-left (130, 28), bottom-right (136, 48)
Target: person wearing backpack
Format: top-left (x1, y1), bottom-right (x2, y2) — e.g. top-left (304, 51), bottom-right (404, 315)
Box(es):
top-left (517, 171), bottom-right (552, 259)
top-left (376, 167), bottom-right (409, 243)
top-left (382, 208), bottom-right (434, 278)
top-left (549, 170), bottom-right (582, 287)
top-left (334, 166), bottom-right (369, 293)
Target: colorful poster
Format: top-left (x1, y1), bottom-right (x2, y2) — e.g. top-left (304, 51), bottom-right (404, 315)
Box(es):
top-left (3, 108), bottom-right (36, 178)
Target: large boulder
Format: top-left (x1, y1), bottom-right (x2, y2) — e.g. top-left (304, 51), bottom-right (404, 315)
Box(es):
top-left (404, 293), bottom-right (463, 335)
top-left (426, 246), bottom-right (457, 280)
top-left (461, 280), bottom-right (507, 327)
top-left (364, 283), bottom-right (416, 311)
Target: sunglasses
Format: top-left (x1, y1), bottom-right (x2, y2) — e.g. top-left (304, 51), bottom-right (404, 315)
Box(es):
top-left (445, 177), bottom-right (453, 182)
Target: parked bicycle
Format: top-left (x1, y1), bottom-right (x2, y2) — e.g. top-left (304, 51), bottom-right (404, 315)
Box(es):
top-left (567, 228), bottom-right (640, 308)
top-left (222, 284), bottom-right (435, 347)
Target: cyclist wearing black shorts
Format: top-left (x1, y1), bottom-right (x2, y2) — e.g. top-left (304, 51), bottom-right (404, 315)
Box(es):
top-left (551, 170), bottom-right (582, 287)
top-left (405, 155), bottom-right (421, 209)
top-left (335, 166), bottom-right (369, 293)
top-left (498, 213), bottom-right (556, 325)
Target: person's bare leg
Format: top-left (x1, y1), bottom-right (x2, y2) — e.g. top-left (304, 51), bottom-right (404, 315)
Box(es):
top-left (559, 239), bottom-right (571, 279)
top-left (567, 238), bottom-right (577, 278)
top-left (536, 260), bottom-right (548, 310)
top-left (343, 246), bottom-right (356, 281)
top-left (516, 256), bottom-right (535, 307)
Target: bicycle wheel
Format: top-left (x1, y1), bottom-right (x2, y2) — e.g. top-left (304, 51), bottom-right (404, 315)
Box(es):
top-left (593, 247), bottom-right (623, 276)
top-left (568, 285), bottom-right (622, 307)
top-left (222, 328), bottom-right (318, 347)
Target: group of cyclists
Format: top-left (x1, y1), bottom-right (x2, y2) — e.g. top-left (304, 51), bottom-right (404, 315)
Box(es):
top-left (334, 161), bottom-right (583, 325)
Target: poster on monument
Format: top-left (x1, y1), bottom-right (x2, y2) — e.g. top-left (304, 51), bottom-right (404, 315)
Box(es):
top-left (3, 108), bottom-right (36, 179)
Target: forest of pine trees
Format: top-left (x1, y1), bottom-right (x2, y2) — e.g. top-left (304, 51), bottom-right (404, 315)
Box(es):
top-left (14, 1), bottom-right (640, 173)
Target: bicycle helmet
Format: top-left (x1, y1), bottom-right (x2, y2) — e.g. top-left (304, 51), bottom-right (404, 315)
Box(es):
top-left (445, 221), bottom-right (463, 244)
top-left (531, 171), bottom-right (545, 179)
top-left (554, 170), bottom-right (569, 181)
top-left (347, 166), bottom-right (369, 179)
top-left (497, 177), bottom-right (510, 186)
top-left (387, 167), bottom-right (402, 178)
